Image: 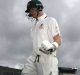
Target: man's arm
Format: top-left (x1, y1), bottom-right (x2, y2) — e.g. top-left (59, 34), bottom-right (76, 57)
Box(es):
top-left (39, 34), bottom-right (61, 55)
top-left (53, 34), bottom-right (61, 47)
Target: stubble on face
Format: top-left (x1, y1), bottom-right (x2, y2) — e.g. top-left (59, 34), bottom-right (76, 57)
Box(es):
top-left (29, 8), bottom-right (38, 18)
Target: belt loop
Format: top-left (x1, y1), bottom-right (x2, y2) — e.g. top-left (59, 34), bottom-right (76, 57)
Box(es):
top-left (34, 55), bottom-right (40, 63)
top-left (49, 72), bottom-right (52, 75)
top-left (37, 55), bottom-right (40, 62)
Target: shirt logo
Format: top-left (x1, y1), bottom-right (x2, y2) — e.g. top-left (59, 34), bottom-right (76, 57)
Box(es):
top-left (39, 24), bottom-right (44, 29)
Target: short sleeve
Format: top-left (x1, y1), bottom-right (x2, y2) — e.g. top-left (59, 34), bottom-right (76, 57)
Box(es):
top-left (49, 18), bottom-right (61, 37)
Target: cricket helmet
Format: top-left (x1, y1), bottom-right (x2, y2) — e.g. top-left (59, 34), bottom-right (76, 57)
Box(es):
top-left (25, 0), bottom-right (44, 13)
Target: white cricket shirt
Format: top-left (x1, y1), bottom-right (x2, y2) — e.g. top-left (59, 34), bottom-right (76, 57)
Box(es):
top-left (31, 13), bottom-right (60, 55)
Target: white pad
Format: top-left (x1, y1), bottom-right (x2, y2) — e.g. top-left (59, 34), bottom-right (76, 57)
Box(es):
top-left (41, 40), bottom-right (53, 51)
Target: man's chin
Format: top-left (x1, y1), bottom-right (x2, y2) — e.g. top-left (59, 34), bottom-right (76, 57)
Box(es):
top-left (31, 15), bottom-right (37, 18)
top-left (32, 16), bottom-right (37, 18)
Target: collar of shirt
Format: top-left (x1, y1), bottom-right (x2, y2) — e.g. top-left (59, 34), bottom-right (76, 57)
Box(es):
top-left (37, 13), bottom-right (47, 21)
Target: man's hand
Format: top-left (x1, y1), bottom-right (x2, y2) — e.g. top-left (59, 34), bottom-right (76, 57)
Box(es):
top-left (39, 40), bottom-right (56, 55)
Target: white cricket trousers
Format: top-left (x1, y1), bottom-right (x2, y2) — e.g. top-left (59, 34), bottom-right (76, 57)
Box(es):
top-left (21, 52), bottom-right (58, 75)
